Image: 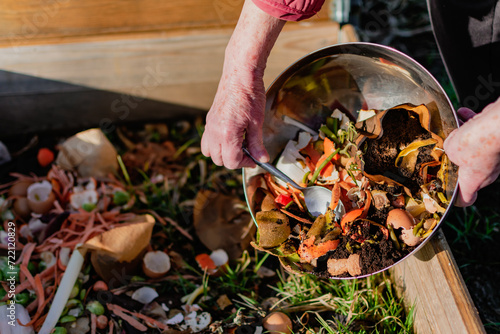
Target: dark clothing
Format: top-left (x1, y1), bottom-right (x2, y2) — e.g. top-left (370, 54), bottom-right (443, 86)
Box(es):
top-left (428, 0), bottom-right (500, 111)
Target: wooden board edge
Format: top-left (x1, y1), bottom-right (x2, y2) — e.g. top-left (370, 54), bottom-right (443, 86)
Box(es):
top-left (390, 229), bottom-right (485, 334)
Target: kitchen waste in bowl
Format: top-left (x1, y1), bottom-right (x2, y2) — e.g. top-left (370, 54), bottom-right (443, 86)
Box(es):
top-left (243, 42), bottom-right (459, 279)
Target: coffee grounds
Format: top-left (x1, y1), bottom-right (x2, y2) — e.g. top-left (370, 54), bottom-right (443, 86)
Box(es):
top-left (363, 108), bottom-right (431, 194)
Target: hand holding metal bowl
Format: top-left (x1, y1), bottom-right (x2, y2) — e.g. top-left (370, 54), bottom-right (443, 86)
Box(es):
top-left (243, 43), bottom-right (459, 279)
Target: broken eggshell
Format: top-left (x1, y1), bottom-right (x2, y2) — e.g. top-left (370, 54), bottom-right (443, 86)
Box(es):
top-left (262, 311), bottom-right (293, 334)
top-left (9, 180), bottom-right (33, 197)
top-left (26, 180), bottom-right (55, 214)
top-left (10, 180), bottom-right (35, 219)
top-left (12, 197), bottom-right (31, 219)
top-left (184, 311), bottom-right (211, 333)
top-left (142, 250), bottom-right (171, 279)
top-left (131, 286), bottom-right (159, 304)
top-left (387, 209), bottom-right (415, 230)
top-left (386, 208), bottom-right (423, 246)
top-left (70, 189), bottom-right (98, 210)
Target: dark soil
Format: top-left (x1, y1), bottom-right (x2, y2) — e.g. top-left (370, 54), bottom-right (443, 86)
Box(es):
top-left (363, 108), bottom-right (432, 194)
top-left (308, 211), bottom-right (414, 278)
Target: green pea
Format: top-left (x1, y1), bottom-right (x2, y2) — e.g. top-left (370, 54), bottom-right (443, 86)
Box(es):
top-left (82, 203), bottom-right (96, 212)
top-left (69, 280), bottom-right (81, 299)
top-left (66, 299), bottom-right (82, 309)
top-left (52, 327), bottom-right (67, 334)
top-left (79, 288), bottom-right (86, 301)
top-left (113, 191), bottom-right (130, 206)
top-left (59, 315), bottom-right (76, 324)
top-left (86, 300), bottom-right (105, 315)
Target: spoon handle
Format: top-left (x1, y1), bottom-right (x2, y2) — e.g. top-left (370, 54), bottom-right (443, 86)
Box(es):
top-left (243, 147), bottom-right (303, 190)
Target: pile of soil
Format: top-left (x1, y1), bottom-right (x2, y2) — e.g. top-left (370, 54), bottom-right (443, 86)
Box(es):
top-left (363, 108), bottom-right (434, 194)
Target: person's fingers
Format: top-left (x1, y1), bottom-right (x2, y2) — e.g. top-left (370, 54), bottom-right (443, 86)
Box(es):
top-left (455, 187), bottom-right (478, 207)
top-left (443, 128), bottom-right (459, 160)
top-left (221, 134), bottom-right (244, 170)
top-left (246, 119), bottom-right (269, 163)
top-left (200, 131), bottom-right (211, 158)
top-left (209, 140), bottom-right (223, 166)
top-left (456, 107), bottom-right (477, 122)
top-left (454, 168), bottom-right (479, 207)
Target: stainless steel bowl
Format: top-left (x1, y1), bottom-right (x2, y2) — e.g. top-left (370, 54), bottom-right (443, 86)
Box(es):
top-left (243, 42), bottom-right (459, 279)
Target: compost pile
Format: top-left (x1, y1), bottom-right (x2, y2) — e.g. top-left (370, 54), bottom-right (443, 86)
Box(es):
top-left (0, 117), bottom-right (416, 334)
top-left (250, 103), bottom-right (453, 278)
top-left (0, 121), bottom-right (263, 333)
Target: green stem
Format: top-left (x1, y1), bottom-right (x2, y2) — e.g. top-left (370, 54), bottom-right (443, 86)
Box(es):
top-left (302, 171), bottom-right (311, 184)
top-left (117, 155), bottom-right (132, 187)
top-left (320, 125), bottom-right (339, 146)
top-left (308, 148), bottom-right (340, 185)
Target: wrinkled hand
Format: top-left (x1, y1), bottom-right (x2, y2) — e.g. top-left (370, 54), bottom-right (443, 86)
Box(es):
top-left (444, 98), bottom-right (500, 206)
top-left (201, 64), bottom-right (268, 169)
top-left (200, 0), bottom-right (285, 169)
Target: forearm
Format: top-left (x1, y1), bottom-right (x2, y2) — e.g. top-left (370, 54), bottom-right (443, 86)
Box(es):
top-left (225, 0), bottom-right (286, 78)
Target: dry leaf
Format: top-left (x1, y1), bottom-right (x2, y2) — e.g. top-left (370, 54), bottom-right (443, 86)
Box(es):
top-left (193, 190), bottom-right (255, 260)
top-left (216, 295), bottom-right (232, 311)
top-left (82, 214), bottom-right (155, 282)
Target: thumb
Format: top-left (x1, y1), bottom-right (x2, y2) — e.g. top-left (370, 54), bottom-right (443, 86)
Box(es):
top-left (246, 121), bottom-right (269, 163)
top-left (455, 168), bottom-right (479, 207)
top-left (456, 107), bottom-right (477, 123)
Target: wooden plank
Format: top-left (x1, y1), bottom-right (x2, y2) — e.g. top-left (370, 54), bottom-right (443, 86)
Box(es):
top-left (0, 21), bottom-right (341, 136)
top-left (0, 0), bottom-right (331, 47)
top-left (390, 229), bottom-right (485, 334)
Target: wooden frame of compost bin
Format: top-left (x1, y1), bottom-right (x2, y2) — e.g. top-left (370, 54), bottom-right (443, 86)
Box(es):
top-left (0, 1), bottom-right (485, 333)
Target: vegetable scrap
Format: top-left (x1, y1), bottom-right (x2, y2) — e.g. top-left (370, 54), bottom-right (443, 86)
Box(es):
top-left (250, 103), bottom-right (455, 278)
top-left (0, 122), bottom-right (257, 333)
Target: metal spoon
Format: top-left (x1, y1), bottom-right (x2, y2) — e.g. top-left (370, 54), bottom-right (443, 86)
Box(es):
top-left (243, 147), bottom-right (345, 219)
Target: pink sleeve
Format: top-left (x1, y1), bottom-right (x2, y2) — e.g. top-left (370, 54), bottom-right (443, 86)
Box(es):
top-left (251, 0), bottom-right (326, 21)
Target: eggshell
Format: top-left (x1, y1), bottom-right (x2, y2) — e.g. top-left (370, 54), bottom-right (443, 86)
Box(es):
top-left (142, 251), bottom-right (171, 279)
top-left (12, 197), bottom-right (31, 219)
top-left (27, 191), bottom-right (55, 214)
top-left (9, 180), bottom-right (33, 197)
top-left (400, 229), bottom-right (423, 247)
top-left (26, 181), bottom-right (55, 214)
top-left (263, 312), bottom-right (293, 334)
top-left (387, 209), bottom-right (415, 230)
